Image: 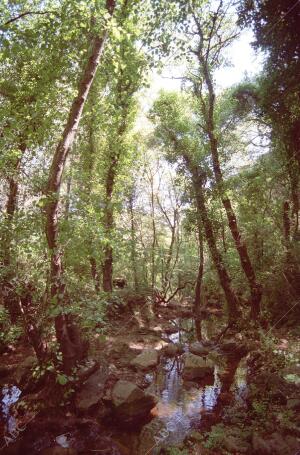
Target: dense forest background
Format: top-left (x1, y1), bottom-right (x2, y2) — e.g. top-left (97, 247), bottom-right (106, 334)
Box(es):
top-left (0, 1), bottom-right (300, 453)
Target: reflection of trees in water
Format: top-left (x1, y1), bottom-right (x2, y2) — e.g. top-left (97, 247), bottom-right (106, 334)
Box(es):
top-left (199, 354), bottom-right (244, 430)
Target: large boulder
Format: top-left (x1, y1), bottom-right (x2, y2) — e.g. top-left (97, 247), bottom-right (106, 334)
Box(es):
top-left (130, 349), bottom-right (159, 370)
top-left (137, 417), bottom-right (167, 454)
top-left (182, 353), bottom-right (214, 381)
top-left (189, 342), bottom-right (209, 356)
top-left (163, 343), bottom-right (184, 357)
top-left (75, 365), bottom-right (109, 412)
top-left (112, 380), bottom-right (157, 422)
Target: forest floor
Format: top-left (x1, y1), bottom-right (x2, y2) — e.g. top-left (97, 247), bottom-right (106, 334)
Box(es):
top-left (0, 297), bottom-right (300, 454)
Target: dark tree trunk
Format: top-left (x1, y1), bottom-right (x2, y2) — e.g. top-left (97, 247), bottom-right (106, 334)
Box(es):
top-left (19, 284), bottom-right (48, 363)
top-left (194, 223), bottom-right (204, 340)
top-left (90, 256), bottom-right (100, 292)
top-left (45, 1), bottom-right (115, 372)
top-left (2, 141), bottom-right (26, 323)
top-left (102, 158), bottom-right (116, 292)
top-left (185, 157), bottom-right (240, 323)
top-left (129, 193), bottom-right (139, 291)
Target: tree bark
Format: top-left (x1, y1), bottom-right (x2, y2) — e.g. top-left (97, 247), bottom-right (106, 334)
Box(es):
top-left (194, 222), bottom-right (204, 340)
top-left (2, 141), bottom-right (26, 323)
top-left (45, 1), bottom-right (115, 372)
top-left (129, 192), bottom-right (139, 290)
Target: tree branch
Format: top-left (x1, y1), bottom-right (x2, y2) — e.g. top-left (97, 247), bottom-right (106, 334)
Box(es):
top-left (1, 10), bottom-right (57, 27)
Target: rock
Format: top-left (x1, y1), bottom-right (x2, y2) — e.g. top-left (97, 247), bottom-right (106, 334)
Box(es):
top-left (138, 417), bottom-right (166, 454)
top-left (130, 349), bottom-right (159, 370)
top-left (220, 339), bottom-right (239, 352)
top-left (287, 398), bottom-right (300, 411)
top-left (163, 343), bottom-right (184, 357)
top-left (75, 365), bottom-right (109, 411)
top-left (220, 339), bottom-right (248, 356)
top-left (76, 359), bottom-right (98, 382)
top-left (189, 342), bottom-right (209, 356)
top-left (182, 353), bottom-right (214, 381)
top-left (14, 355), bottom-right (37, 384)
top-left (112, 379), bottom-right (157, 422)
top-left (188, 430), bottom-right (203, 443)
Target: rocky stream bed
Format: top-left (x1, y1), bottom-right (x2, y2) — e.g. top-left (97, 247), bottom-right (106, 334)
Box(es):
top-left (0, 300), bottom-right (299, 455)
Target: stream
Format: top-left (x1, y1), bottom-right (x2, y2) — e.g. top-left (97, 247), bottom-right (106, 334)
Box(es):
top-left (0, 320), bottom-right (248, 454)
top-left (110, 321), bottom-right (247, 454)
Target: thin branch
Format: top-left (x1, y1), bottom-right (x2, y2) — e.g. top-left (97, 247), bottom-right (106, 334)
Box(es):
top-left (1, 10), bottom-right (57, 27)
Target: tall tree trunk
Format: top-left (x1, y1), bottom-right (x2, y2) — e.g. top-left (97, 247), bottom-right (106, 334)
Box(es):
top-left (102, 156), bottom-right (117, 292)
top-left (45, 1), bottom-right (115, 372)
top-left (2, 141), bottom-right (26, 322)
top-left (90, 257), bottom-right (100, 292)
top-left (86, 122), bottom-right (101, 292)
top-left (185, 157), bottom-right (240, 323)
top-left (129, 193), bottom-right (139, 290)
top-left (149, 172), bottom-right (157, 291)
top-left (197, 52), bottom-right (262, 320)
top-left (194, 222), bottom-right (204, 340)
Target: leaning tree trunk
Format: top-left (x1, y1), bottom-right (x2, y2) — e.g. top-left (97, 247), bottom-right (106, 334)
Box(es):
top-left (198, 54), bottom-right (262, 320)
top-left (45, 0), bottom-right (115, 372)
top-left (185, 156), bottom-right (240, 323)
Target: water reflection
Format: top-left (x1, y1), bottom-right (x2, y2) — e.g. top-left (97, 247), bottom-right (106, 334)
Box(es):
top-left (150, 352), bottom-right (246, 447)
top-left (0, 385), bottom-right (21, 441)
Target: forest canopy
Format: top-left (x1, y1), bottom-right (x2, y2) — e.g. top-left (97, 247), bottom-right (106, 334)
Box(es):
top-left (0, 1), bottom-right (300, 454)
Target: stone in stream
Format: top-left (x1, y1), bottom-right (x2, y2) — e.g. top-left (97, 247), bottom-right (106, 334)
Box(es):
top-left (163, 343), bottom-right (184, 357)
top-left (75, 365), bottom-right (109, 411)
top-left (182, 353), bottom-right (214, 381)
top-left (112, 379), bottom-right (157, 422)
top-left (138, 417), bottom-right (166, 454)
top-left (189, 342), bottom-right (209, 356)
top-left (130, 349), bottom-right (159, 370)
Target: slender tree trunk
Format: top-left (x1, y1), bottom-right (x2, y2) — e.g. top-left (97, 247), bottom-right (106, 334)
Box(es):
top-left (194, 222), bottom-right (204, 340)
top-left (86, 122), bottom-right (101, 292)
top-left (129, 193), bottom-right (139, 290)
top-left (19, 284), bottom-right (48, 363)
top-left (149, 173), bottom-right (157, 291)
top-left (185, 157), bottom-right (240, 323)
top-left (197, 53), bottom-right (262, 320)
top-left (90, 257), bottom-right (100, 292)
top-left (102, 157), bottom-right (116, 292)
top-left (45, 1), bottom-right (115, 372)
top-left (2, 141), bottom-right (26, 322)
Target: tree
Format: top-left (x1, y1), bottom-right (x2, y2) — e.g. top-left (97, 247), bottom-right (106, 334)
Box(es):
top-left (151, 92), bottom-right (240, 323)
top-left (44, 0), bottom-right (116, 371)
top-left (186, 0), bottom-right (262, 319)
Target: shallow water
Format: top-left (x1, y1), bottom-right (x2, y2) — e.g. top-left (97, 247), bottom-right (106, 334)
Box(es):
top-left (0, 322), bottom-right (247, 454)
top-left (146, 351), bottom-right (246, 450)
